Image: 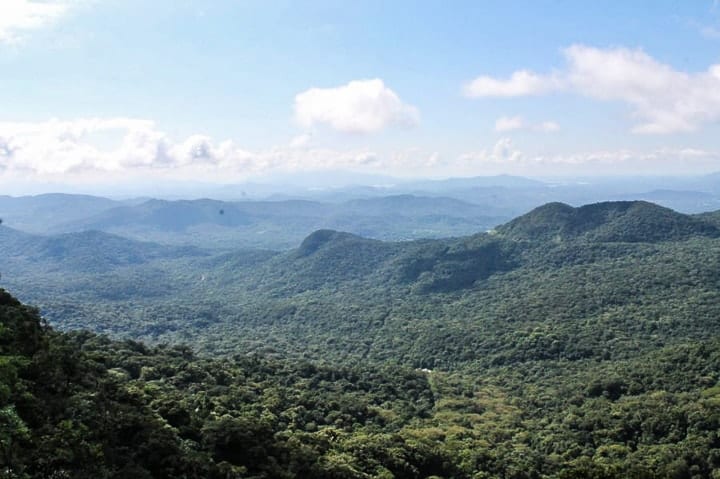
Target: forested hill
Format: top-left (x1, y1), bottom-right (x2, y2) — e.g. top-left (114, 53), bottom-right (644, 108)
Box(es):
top-left (5, 201), bottom-right (720, 476)
top-left (1, 200), bottom-right (718, 371)
top-left (5, 274), bottom-right (720, 477)
top-left (0, 225), bottom-right (205, 273)
top-left (48, 195), bottom-right (504, 249)
top-left (222, 200), bottom-right (720, 295)
top-left (495, 200), bottom-right (720, 242)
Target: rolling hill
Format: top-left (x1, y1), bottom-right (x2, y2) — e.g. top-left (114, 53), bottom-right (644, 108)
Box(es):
top-left (54, 195), bottom-right (503, 249)
top-left (0, 193), bottom-right (122, 233)
top-left (495, 201), bottom-right (720, 242)
top-left (3, 200), bottom-right (719, 367)
top-left (0, 225), bottom-right (205, 273)
top-left (5, 199), bottom-right (720, 478)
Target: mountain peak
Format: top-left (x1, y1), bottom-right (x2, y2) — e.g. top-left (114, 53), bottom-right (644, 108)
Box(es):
top-left (296, 229), bottom-right (364, 257)
top-left (496, 200), bottom-right (719, 242)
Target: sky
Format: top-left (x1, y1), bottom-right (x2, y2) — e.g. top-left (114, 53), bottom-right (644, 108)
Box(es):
top-left (2, 0), bottom-right (720, 190)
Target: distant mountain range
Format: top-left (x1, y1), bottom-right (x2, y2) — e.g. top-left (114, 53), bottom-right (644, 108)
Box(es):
top-left (4, 173), bottom-right (720, 249)
top-left (1, 193), bottom-right (505, 249)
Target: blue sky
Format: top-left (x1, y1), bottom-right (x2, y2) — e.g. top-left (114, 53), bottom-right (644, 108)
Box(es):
top-left (1, 0), bottom-right (720, 187)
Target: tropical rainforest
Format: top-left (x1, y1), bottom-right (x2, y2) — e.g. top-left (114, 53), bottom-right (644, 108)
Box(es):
top-left (3, 199), bottom-right (720, 478)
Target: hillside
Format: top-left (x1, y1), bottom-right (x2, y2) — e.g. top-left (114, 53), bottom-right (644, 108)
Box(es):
top-left (5, 201), bottom-right (720, 477)
top-left (56, 195), bottom-right (503, 249)
top-left (0, 193), bottom-right (121, 233)
top-left (1, 200), bottom-right (718, 369)
top-left (0, 226), bottom-right (205, 273)
top-left (496, 200), bottom-right (720, 242)
top-left (5, 219), bottom-right (720, 479)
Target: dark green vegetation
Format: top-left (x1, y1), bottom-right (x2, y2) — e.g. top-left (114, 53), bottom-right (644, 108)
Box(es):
top-left (4, 200), bottom-right (720, 477)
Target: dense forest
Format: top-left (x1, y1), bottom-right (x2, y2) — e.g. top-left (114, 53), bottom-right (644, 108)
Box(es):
top-left (4, 200), bottom-right (720, 477)
top-left (5, 288), bottom-right (720, 478)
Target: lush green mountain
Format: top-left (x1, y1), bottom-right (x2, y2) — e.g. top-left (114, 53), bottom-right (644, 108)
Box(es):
top-left (0, 223), bottom-right (38, 254)
top-left (53, 195), bottom-right (503, 249)
top-left (0, 225), bottom-right (205, 273)
top-left (63, 198), bottom-right (257, 231)
top-left (6, 200), bottom-right (720, 477)
top-left (2, 200), bottom-right (717, 370)
top-left (5, 215), bottom-right (720, 479)
top-left (496, 200), bottom-right (720, 242)
top-left (696, 208), bottom-right (720, 228)
top-left (0, 193), bottom-right (121, 233)
top-left (5, 180), bottom-right (720, 251)
top-left (0, 289), bottom-right (448, 479)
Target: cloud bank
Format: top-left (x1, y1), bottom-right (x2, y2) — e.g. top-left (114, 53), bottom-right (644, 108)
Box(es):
top-left (457, 139), bottom-right (718, 176)
top-left (466, 45), bottom-right (720, 134)
top-left (0, 118), bottom-right (382, 182)
top-left (0, 118), bottom-right (717, 183)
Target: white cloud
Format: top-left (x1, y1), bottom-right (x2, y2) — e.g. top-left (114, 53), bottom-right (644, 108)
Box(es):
top-left (294, 79), bottom-right (420, 133)
top-left (0, 118), bottom-right (389, 181)
top-left (464, 70), bottom-right (561, 97)
top-left (466, 45), bottom-right (720, 134)
top-left (0, 118), bottom-right (717, 182)
top-left (289, 133), bottom-right (312, 148)
top-left (458, 139), bottom-right (720, 176)
top-left (535, 121), bottom-right (560, 132)
top-left (494, 116), bottom-right (525, 132)
top-left (0, 0), bottom-right (75, 44)
top-left (494, 116), bottom-right (559, 133)
top-left (458, 138), bottom-right (524, 166)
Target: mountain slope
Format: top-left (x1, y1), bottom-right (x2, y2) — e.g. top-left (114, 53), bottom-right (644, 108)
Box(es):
top-left (496, 200), bottom-right (720, 242)
top-left (64, 198), bottom-right (255, 231)
top-left (55, 195), bottom-right (504, 249)
top-left (0, 193), bottom-right (121, 233)
top-left (0, 226), bottom-right (205, 273)
top-left (343, 194), bottom-right (492, 217)
top-left (6, 200), bottom-right (720, 370)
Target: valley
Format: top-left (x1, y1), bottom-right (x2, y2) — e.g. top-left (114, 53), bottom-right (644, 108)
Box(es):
top-left (4, 198), bottom-right (720, 478)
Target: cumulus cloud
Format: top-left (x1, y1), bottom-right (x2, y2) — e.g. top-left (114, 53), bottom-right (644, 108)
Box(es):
top-left (289, 134), bottom-right (312, 148)
top-left (466, 45), bottom-right (720, 134)
top-left (458, 138), bottom-right (524, 166)
top-left (294, 79), bottom-right (420, 133)
top-left (458, 139), bottom-right (720, 176)
top-left (494, 116), bottom-right (559, 133)
top-left (0, 118), bottom-right (717, 182)
top-left (0, 118), bottom-right (389, 181)
top-left (0, 0), bottom-right (75, 44)
top-left (494, 116), bottom-right (525, 132)
top-left (464, 70), bottom-right (561, 97)
top-left (536, 121), bottom-right (560, 132)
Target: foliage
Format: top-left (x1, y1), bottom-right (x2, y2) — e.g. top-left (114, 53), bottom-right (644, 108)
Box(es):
top-left (3, 200), bottom-right (720, 477)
